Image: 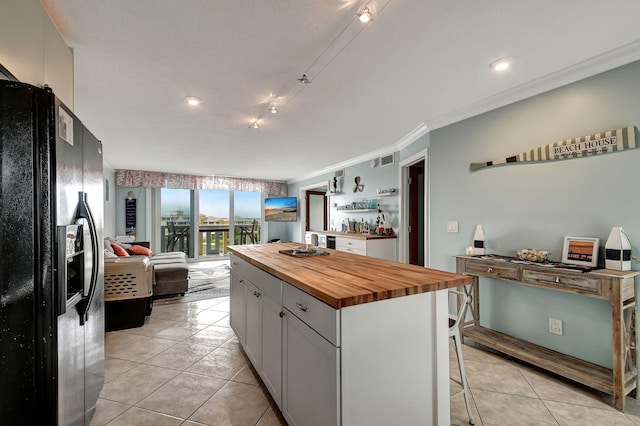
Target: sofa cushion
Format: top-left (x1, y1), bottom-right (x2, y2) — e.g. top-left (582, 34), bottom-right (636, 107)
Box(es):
top-left (111, 243), bottom-right (130, 257)
top-left (104, 239), bottom-right (115, 253)
top-left (104, 249), bottom-right (118, 258)
top-left (128, 245), bottom-right (153, 256)
top-left (151, 252), bottom-right (187, 260)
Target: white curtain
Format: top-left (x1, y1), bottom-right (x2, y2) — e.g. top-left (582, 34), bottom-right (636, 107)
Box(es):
top-left (116, 169), bottom-right (287, 196)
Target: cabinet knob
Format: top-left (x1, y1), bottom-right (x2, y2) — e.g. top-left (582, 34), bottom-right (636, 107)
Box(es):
top-left (487, 267), bottom-right (494, 273)
top-left (296, 302), bottom-right (308, 312)
top-left (239, 279), bottom-right (244, 283)
top-left (254, 290), bottom-right (261, 297)
top-left (279, 311), bottom-right (285, 318)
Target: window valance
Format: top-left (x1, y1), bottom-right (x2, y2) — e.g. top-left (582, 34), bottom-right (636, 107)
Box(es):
top-left (115, 169), bottom-right (287, 196)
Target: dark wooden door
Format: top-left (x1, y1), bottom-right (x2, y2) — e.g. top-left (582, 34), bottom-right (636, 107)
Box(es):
top-left (409, 161), bottom-right (425, 266)
top-left (305, 190), bottom-right (327, 231)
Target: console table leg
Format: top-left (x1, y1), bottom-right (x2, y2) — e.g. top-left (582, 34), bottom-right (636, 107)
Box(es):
top-left (634, 285), bottom-right (639, 400)
top-left (612, 285), bottom-right (625, 411)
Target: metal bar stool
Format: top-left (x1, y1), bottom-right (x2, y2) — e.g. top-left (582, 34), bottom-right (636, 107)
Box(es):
top-left (450, 288), bottom-right (475, 425)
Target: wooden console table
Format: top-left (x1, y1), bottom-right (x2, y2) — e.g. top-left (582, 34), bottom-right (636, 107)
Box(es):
top-left (455, 255), bottom-right (639, 411)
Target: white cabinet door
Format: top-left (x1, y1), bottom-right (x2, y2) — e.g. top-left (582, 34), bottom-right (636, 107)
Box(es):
top-left (245, 280), bottom-right (262, 368)
top-left (261, 294), bottom-right (283, 408)
top-left (282, 309), bottom-right (340, 426)
top-left (229, 269), bottom-right (246, 343)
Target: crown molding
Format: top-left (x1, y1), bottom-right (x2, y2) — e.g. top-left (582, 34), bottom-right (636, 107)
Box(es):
top-left (288, 123), bottom-right (430, 184)
top-left (289, 144), bottom-right (398, 183)
top-left (395, 122), bottom-right (429, 150)
top-left (288, 39), bottom-right (640, 185)
top-left (426, 38), bottom-right (640, 131)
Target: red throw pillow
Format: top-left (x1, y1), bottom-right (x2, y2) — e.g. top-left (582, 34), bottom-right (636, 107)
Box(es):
top-left (128, 244), bottom-right (153, 256)
top-left (111, 243), bottom-right (130, 257)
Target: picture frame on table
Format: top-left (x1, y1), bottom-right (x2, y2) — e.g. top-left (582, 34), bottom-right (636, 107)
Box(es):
top-left (562, 236), bottom-right (600, 267)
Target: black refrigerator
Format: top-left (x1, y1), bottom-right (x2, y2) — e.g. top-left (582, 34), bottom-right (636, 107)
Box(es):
top-left (0, 80), bottom-right (105, 425)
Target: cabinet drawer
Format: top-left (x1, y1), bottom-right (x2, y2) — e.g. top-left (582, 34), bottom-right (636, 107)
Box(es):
top-left (245, 262), bottom-right (282, 302)
top-left (464, 260), bottom-right (519, 280)
top-left (230, 253), bottom-right (249, 275)
top-left (283, 283), bottom-right (340, 346)
top-left (522, 269), bottom-right (602, 294)
top-left (336, 237), bottom-right (366, 252)
top-left (338, 246), bottom-right (367, 256)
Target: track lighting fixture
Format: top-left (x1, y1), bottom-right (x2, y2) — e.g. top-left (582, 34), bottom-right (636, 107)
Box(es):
top-left (297, 74), bottom-right (311, 84)
top-left (243, 1), bottom-right (388, 123)
top-left (357, 7), bottom-right (373, 23)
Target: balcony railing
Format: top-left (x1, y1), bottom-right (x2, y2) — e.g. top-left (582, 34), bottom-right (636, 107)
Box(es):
top-left (160, 223), bottom-right (260, 257)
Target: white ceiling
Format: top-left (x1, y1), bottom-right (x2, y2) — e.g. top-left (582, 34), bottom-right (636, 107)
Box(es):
top-left (42, 0), bottom-right (640, 182)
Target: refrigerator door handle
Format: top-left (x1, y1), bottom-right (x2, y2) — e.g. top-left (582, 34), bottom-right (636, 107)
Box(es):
top-left (75, 191), bottom-right (99, 325)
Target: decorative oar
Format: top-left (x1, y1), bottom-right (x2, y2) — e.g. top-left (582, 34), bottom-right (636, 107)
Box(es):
top-left (470, 126), bottom-right (638, 171)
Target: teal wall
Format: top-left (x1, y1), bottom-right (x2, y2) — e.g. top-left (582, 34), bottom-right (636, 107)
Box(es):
top-left (103, 167), bottom-right (116, 238)
top-left (428, 59), bottom-right (640, 368)
top-left (284, 156), bottom-right (400, 244)
top-left (114, 186), bottom-right (147, 240)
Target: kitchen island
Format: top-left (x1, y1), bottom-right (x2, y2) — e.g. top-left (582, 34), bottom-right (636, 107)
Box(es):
top-left (229, 243), bottom-right (473, 425)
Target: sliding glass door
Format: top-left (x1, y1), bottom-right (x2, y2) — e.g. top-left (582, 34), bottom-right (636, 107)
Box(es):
top-left (233, 191), bottom-right (261, 246)
top-left (160, 188), bottom-right (192, 254)
top-left (199, 190), bottom-right (230, 257)
top-left (159, 188), bottom-right (263, 259)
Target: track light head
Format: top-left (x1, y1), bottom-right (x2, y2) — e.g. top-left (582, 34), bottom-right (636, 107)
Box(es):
top-left (358, 7), bottom-right (373, 23)
top-left (297, 74), bottom-right (311, 84)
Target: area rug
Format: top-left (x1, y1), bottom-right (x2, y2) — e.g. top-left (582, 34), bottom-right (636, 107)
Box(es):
top-left (186, 259), bottom-right (230, 297)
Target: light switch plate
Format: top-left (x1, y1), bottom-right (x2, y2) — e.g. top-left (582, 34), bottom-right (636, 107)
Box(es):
top-left (549, 317), bottom-right (563, 335)
top-left (447, 221), bottom-right (459, 233)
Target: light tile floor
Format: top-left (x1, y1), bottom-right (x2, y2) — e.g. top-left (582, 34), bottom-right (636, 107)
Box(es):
top-left (93, 294), bottom-right (640, 425)
top-left (92, 295), bottom-right (285, 426)
top-left (449, 339), bottom-right (640, 425)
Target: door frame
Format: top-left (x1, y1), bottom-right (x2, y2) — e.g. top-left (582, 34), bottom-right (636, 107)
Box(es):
top-left (399, 149), bottom-right (429, 265)
top-left (305, 190), bottom-right (327, 232)
top-left (298, 181), bottom-right (328, 243)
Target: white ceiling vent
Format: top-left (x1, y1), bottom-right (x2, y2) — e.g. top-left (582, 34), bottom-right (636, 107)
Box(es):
top-left (380, 154), bottom-right (395, 167)
top-left (334, 169), bottom-right (345, 178)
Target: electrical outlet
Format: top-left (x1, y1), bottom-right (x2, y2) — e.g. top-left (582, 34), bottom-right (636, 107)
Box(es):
top-left (447, 221), bottom-right (459, 233)
top-left (549, 317), bottom-right (563, 335)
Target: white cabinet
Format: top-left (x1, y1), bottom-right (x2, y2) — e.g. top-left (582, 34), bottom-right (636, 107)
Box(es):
top-left (260, 294), bottom-right (283, 406)
top-left (335, 236), bottom-right (396, 261)
top-left (229, 253), bottom-right (283, 408)
top-left (280, 281), bottom-right (341, 425)
top-left (230, 251), bottom-right (449, 425)
top-left (335, 236), bottom-right (367, 256)
top-left (244, 281), bottom-right (262, 367)
top-left (229, 269), bottom-right (246, 343)
top-left (282, 309), bottom-right (340, 426)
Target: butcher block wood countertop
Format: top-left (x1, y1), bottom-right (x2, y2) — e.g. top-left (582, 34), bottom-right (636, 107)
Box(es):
top-left (229, 243), bottom-right (473, 309)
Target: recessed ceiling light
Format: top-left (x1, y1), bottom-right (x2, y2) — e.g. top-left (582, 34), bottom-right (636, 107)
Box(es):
top-left (489, 58), bottom-right (511, 72)
top-left (358, 7), bottom-right (373, 23)
top-left (185, 96), bottom-right (201, 106)
top-left (269, 103), bottom-right (278, 114)
top-left (248, 120), bottom-right (260, 129)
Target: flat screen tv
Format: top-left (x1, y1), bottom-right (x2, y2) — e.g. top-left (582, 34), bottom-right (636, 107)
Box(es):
top-left (265, 197), bottom-right (297, 222)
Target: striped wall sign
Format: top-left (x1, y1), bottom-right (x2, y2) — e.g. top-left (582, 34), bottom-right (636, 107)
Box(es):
top-left (469, 126), bottom-right (639, 171)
